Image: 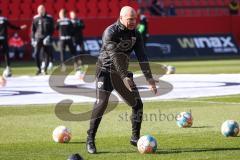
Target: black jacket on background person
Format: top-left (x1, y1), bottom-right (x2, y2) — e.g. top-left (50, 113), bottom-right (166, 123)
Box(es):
top-left (97, 20), bottom-right (153, 80)
top-left (56, 18), bottom-right (73, 39)
top-left (31, 14), bottom-right (54, 41)
top-left (71, 18), bottom-right (85, 41)
top-left (0, 16), bottom-right (21, 40)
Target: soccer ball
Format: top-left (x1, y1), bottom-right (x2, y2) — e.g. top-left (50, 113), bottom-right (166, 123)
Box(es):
top-left (137, 135), bottom-right (157, 154)
top-left (52, 126), bottom-right (72, 143)
top-left (176, 112), bottom-right (193, 128)
top-left (221, 120), bottom-right (239, 137)
top-left (166, 65), bottom-right (176, 74)
top-left (0, 76), bottom-right (6, 87)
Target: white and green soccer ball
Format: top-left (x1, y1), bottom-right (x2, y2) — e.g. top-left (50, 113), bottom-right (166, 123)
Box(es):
top-left (137, 135), bottom-right (157, 154)
top-left (221, 120), bottom-right (239, 137)
top-left (163, 65), bottom-right (175, 74)
top-left (52, 126), bottom-right (72, 143)
top-left (176, 112), bottom-right (193, 128)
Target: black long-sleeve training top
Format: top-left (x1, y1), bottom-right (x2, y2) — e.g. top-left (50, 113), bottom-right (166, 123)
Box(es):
top-left (97, 20), bottom-right (153, 80)
top-left (0, 16), bottom-right (21, 40)
top-left (56, 18), bottom-right (73, 40)
top-left (31, 14), bottom-right (54, 40)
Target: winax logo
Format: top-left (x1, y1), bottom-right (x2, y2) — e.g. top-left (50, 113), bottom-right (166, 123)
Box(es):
top-left (177, 36), bottom-right (236, 49)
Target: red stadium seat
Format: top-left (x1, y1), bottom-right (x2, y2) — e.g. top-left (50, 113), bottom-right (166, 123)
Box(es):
top-left (190, 0), bottom-right (199, 6)
top-left (98, 0), bottom-right (110, 17)
top-left (218, 8), bottom-right (229, 15)
top-left (9, 3), bottom-right (20, 15)
top-left (201, 9), bottom-right (210, 16)
top-left (176, 8), bottom-right (184, 16)
top-left (183, 9), bottom-right (192, 16)
top-left (86, 0), bottom-right (98, 17)
top-left (207, 0), bottom-right (216, 7)
top-left (54, 0), bottom-right (66, 12)
top-left (216, 0), bottom-right (225, 6)
top-left (76, 1), bottom-right (87, 17)
top-left (0, 0), bottom-right (9, 16)
top-left (108, 0), bottom-right (120, 17)
top-left (128, 1), bottom-right (139, 11)
top-left (34, 0), bottom-right (45, 5)
top-left (65, 3), bottom-right (77, 12)
top-left (198, 0), bottom-right (208, 6)
top-left (173, 0), bottom-right (183, 7)
top-left (119, 0), bottom-right (130, 8)
top-left (209, 9), bottom-right (217, 16)
top-left (164, 0), bottom-right (173, 7)
top-left (223, 0), bottom-right (230, 5)
top-left (181, 0), bottom-right (191, 7)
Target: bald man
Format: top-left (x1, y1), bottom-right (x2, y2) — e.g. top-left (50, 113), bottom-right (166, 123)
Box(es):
top-left (86, 6), bottom-right (158, 154)
top-left (31, 5), bottom-right (54, 75)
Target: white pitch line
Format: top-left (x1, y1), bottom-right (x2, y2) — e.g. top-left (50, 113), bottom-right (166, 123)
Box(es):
top-left (157, 99), bottom-right (240, 105)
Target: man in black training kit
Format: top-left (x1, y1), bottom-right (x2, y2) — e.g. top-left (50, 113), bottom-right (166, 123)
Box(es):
top-left (0, 10), bottom-right (26, 77)
top-left (69, 11), bottom-right (86, 55)
top-left (86, 6), bottom-right (158, 154)
top-left (56, 9), bottom-right (79, 72)
top-left (31, 5), bottom-right (54, 75)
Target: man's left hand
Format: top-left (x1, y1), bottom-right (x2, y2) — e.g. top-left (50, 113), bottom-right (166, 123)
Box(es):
top-left (20, 25), bottom-right (27, 29)
top-left (147, 78), bottom-right (159, 94)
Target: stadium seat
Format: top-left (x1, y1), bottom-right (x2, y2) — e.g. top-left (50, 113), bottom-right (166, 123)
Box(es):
top-left (98, 0), bottom-right (110, 17)
top-left (207, 0), bottom-right (216, 7)
top-left (128, 1), bottom-right (139, 11)
top-left (216, 0), bottom-right (225, 6)
top-left (218, 8), bottom-right (229, 15)
top-left (173, 0), bottom-right (183, 7)
top-left (86, 0), bottom-right (98, 17)
top-left (183, 9), bottom-right (192, 16)
top-left (189, 0), bottom-right (200, 6)
top-left (9, 3), bottom-right (21, 16)
top-left (201, 9), bottom-right (210, 16)
top-left (222, 0), bottom-right (229, 5)
top-left (108, 1), bottom-right (120, 17)
top-left (181, 0), bottom-right (191, 7)
top-left (192, 9), bottom-right (202, 16)
top-left (119, 0), bottom-right (130, 8)
top-left (34, 0), bottom-right (45, 4)
top-left (76, 1), bottom-right (87, 17)
top-left (198, 0), bottom-right (208, 6)
top-left (65, 2), bottom-right (77, 12)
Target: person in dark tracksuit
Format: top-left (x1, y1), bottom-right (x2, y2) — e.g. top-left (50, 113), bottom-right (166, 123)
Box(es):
top-left (56, 9), bottom-right (78, 71)
top-left (31, 5), bottom-right (54, 75)
top-left (70, 11), bottom-right (86, 55)
top-left (137, 8), bottom-right (149, 47)
top-left (86, 6), bottom-right (158, 154)
top-left (0, 9), bottom-right (26, 77)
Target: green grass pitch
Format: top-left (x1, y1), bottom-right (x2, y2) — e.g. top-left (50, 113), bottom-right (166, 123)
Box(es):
top-left (0, 59), bottom-right (240, 160)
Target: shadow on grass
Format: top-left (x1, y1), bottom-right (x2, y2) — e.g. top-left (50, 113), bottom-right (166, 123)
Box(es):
top-left (68, 141), bottom-right (86, 144)
top-left (97, 150), bottom-right (137, 154)
top-left (190, 126), bottom-right (214, 128)
top-left (156, 147), bottom-right (240, 154)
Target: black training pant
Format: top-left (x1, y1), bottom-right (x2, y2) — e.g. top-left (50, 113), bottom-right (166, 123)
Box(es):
top-left (0, 40), bottom-right (10, 67)
top-left (59, 39), bottom-right (77, 64)
top-left (34, 39), bottom-right (52, 72)
top-left (74, 37), bottom-right (86, 54)
top-left (87, 70), bottom-right (143, 141)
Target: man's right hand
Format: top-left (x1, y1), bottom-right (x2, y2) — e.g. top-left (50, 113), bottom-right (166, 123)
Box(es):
top-left (123, 77), bottom-right (134, 92)
top-left (20, 25), bottom-right (27, 29)
top-left (31, 38), bottom-right (37, 47)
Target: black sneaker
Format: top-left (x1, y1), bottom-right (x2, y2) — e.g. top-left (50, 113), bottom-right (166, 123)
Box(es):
top-left (130, 136), bottom-right (139, 147)
top-left (86, 140), bottom-right (97, 154)
top-left (36, 70), bottom-right (41, 75)
top-left (67, 153), bottom-right (84, 160)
